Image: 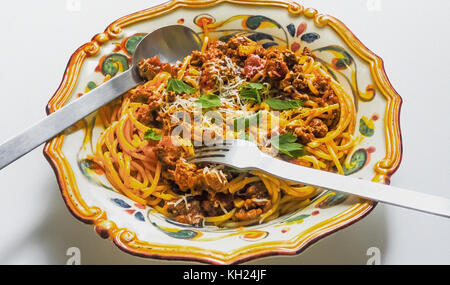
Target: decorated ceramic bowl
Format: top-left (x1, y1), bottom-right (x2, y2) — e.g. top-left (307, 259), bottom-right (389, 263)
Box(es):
top-left (44, 0), bottom-right (402, 264)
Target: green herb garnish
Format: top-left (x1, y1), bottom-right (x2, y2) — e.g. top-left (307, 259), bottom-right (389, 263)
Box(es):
top-left (195, 94), bottom-right (221, 109)
top-left (233, 111), bottom-right (262, 132)
top-left (144, 129), bottom-right (162, 141)
top-left (265, 98), bottom-right (302, 110)
top-left (239, 83), bottom-right (264, 103)
top-left (270, 133), bottom-right (305, 158)
top-left (166, 78), bottom-right (197, 94)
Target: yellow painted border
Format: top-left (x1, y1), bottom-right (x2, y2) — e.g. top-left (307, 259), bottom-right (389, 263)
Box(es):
top-left (43, 0), bottom-right (402, 264)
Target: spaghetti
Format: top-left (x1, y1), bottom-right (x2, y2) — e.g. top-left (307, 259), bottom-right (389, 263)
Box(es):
top-left (87, 33), bottom-right (356, 228)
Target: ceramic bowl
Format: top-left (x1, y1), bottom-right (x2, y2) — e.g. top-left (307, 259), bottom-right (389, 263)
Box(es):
top-left (44, 0), bottom-right (402, 264)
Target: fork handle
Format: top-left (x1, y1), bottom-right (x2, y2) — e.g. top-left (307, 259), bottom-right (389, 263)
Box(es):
top-left (251, 154), bottom-right (450, 218)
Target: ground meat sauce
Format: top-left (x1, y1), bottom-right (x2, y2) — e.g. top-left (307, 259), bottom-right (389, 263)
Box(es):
top-left (167, 199), bottom-right (204, 225)
top-left (243, 54), bottom-right (266, 78)
top-left (309, 118), bottom-right (328, 138)
top-left (138, 56), bottom-right (179, 80)
top-left (130, 35), bottom-right (341, 226)
top-left (170, 159), bottom-right (227, 192)
top-left (202, 193), bottom-right (234, 217)
top-left (155, 136), bottom-right (184, 169)
top-left (199, 64), bottom-right (218, 90)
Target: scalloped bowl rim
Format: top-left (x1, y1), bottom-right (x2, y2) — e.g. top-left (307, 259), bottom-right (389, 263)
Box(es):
top-left (43, 0), bottom-right (403, 264)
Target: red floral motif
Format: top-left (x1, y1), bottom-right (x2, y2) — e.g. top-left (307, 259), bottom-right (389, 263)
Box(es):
top-left (291, 42), bottom-right (300, 53)
top-left (134, 203), bottom-right (146, 209)
top-left (288, 22), bottom-right (309, 53)
top-left (367, 146), bottom-right (376, 154)
top-left (296, 22), bottom-right (307, 36)
top-left (113, 43), bottom-right (121, 52)
top-left (281, 227), bottom-right (290, 233)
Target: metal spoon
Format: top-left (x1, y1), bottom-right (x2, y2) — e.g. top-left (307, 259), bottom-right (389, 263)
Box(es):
top-left (0, 25), bottom-right (202, 170)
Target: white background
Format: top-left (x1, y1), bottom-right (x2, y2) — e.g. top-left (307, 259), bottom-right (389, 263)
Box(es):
top-left (0, 0), bottom-right (449, 265)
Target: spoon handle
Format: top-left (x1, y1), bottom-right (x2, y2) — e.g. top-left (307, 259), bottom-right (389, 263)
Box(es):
top-left (0, 68), bottom-right (142, 170)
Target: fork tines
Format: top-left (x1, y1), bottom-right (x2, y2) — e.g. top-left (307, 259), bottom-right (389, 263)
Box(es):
top-left (188, 141), bottom-right (232, 162)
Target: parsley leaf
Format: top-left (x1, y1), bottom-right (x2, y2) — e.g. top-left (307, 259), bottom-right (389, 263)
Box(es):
top-left (270, 133), bottom-right (305, 158)
top-left (195, 94), bottom-right (221, 109)
top-left (144, 129), bottom-right (162, 141)
top-left (239, 83), bottom-right (264, 103)
top-left (265, 98), bottom-right (302, 110)
top-left (166, 78), bottom-right (197, 94)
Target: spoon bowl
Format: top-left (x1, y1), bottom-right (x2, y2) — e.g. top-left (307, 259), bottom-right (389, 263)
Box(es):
top-left (0, 25), bottom-right (202, 170)
top-left (132, 25), bottom-right (203, 66)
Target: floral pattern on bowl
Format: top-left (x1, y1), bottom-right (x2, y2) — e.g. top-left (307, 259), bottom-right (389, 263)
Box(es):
top-left (44, 0), bottom-right (402, 264)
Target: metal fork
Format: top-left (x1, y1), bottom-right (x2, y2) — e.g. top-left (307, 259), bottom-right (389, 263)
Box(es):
top-left (189, 139), bottom-right (450, 218)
